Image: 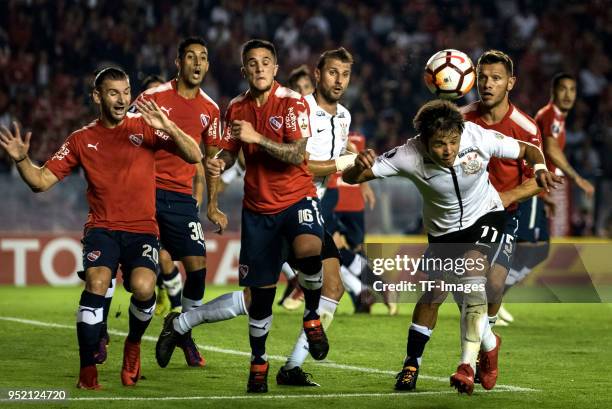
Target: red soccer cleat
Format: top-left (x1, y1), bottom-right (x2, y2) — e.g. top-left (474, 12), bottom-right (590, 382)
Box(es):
top-left (450, 363), bottom-right (475, 395)
top-left (303, 319), bottom-right (329, 360)
top-left (247, 361), bottom-right (269, 393)
top-left (478, 333), bottom-right (502, 390)
top-left (121, 339), bottom-right (141, 386)
top-left (77, 365), bottom-right (101, 390)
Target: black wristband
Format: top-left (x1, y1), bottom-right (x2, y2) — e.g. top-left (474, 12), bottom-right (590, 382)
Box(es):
top-left (14, 155), bottom-right (27, 163)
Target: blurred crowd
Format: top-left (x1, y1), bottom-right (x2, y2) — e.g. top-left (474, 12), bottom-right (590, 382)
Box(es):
top-left (0, 0), bottom-right (610, 235)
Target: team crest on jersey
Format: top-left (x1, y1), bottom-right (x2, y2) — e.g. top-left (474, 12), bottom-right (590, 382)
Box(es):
top-left (87, 250), bottom-right (101, 262)
top-left (129, 134), bottom-right (143, 146)
top-left (298, 110), bottom-right (310, 137)
top-left (461, 152), bottom-right (482, 175)
top-left (200, 114), bottom-right (210, 128)
top-left (551, 120), bottom-right (562, 137)
top-left (239, 264), bottom-right (249, 279)
top-left (269, 116), bottom-right (283, 131)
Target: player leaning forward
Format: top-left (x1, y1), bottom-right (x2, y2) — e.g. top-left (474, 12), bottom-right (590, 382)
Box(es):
top-left (343, 99), bottom-right (559, 395)
top-left (0, 67), bottom-right (202, 389)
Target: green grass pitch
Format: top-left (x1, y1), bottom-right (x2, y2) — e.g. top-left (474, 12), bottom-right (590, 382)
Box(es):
top-left (0, 285), bottom-right (610, 408)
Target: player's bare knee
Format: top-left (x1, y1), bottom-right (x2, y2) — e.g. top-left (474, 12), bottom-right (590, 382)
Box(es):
top-left (129, 268), bottom-right (156, 299)
top-left (292, 235), bottom-right (322, 258)
top-left (85, 268), bottom-right (111, 295)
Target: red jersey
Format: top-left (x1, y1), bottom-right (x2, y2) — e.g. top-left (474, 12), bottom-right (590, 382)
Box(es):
top-left (535, 102), bottom-right (566, 175)
top-left (461, 101), bottom-right (542, 210)
top-left (135, 79), bottom-right (221, 195)
top-left (45, 114), bottom-right (175, 235)
top-left (335, 132), bottom-right (366, 212)
top-left (219, 82), bottom-right (316, 214)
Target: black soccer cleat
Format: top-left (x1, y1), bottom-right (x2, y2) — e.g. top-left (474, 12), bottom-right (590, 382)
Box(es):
top-left (247, 362), bottom-right (269, 393)
top-left (156, 312), bottom-right (181, 368)
top-left (276, 366), bottom-right (320, 387)
top-left (395, 365), bottom-right (419, 391)
top-left (303, 319), bottom-right (329, 360)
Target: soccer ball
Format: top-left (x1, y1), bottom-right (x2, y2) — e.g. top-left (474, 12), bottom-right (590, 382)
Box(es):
top-left (424, 49), bottom-right (475, 100)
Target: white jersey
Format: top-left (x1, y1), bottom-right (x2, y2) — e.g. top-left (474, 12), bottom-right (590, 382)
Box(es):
top-left (304, 93), bottom-right (351, 199)
top-left (371, 121), bottom-right (521, 237)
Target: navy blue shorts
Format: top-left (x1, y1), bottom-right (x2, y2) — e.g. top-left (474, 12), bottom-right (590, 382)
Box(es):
top-left (487, 209), bottom-right (520, 271)
top-left (423, 211), bottom-right (507, 278)
top-left (320, 188), bottom-right (339, 234)
top-left (239, 197), bottom-right (324, 287)
top-left (82, 228), bottom-right (159, 291)
top-left (516, 196), bottom-right (549, 243)
top-left (156, 188), bottom-right (206, 260)
top-left (336, 211), bottom-right (365, 248)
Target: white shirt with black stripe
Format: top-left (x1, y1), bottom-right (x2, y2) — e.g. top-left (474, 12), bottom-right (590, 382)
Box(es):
top-left (304, 93), bottom-right (351, 199)
top-left (371, 121), bottom-right (521, 237)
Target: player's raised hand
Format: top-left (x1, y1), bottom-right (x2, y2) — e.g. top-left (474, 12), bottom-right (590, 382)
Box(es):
top-left (0, 122), bottom-right (31, 162)
top-left (206, 157), bottom-right (226, 177)
top-left (356, 149), bottom-right (376, 169)
top-left (535, 169), bottom-right (563, 193)
top-left (231, 120), bottom-right (261, 144)
top-left (207, 206), bottom-right (228, 235)
top-left (136, 98), bottom-right (170, 130)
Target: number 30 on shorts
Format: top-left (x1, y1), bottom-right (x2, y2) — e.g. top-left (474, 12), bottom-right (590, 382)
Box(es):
top-left (189, 221), bottom-right (205, 241)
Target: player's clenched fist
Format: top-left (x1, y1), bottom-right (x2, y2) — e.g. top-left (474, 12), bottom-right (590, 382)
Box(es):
top-left (231, 120), bottom-right (261, 144)
top-left (356, 149), bottom-right (376, 169)
top-left (206, 157), bottom-right (226, 177)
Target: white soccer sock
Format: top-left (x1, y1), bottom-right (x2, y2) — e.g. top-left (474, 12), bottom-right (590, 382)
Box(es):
top-left (105, 278), bottom-right (116, 298)
top-left (174, 291), bottom-right (247, 335)
top-left (505, 268), bottom-right (521, 286)
top-left (517, 266), bottom-right (532, 282)
top-left (481, 319), bottom-right (497, 352)
top-left (459, 276), bottom-right (488, 370)
top-left (340, 265), bottom-right (363, 295)
top-left (163, 273), bottom-right (182, 297)
top-left (281, 262), bottom-right (297, 281)
top-left (347, 254), bottom-right (365, 277)
top-left (284, 295), bottom-right (339, 370)
top-left (181, 297), bottom-right (202, 312)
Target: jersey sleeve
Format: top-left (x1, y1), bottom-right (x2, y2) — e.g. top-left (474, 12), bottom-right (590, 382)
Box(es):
top-left (371, 143), bottom-right (416, 178)
top-left (218, 104), bottom-right (241, 153)
top-left (473, 124), bottom-right (521, 160)
top-left (285, 96), bottom-right (311, 142)
top-left (536, 109), bottom-right (555, 139)
top-left (203, 105), bottom-right (222, 147)
top-left (520, 127), bottom-right (543, 178)
top-left (44, 133), bottom-right (81, 180)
